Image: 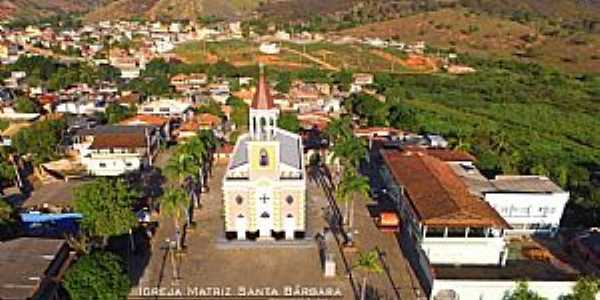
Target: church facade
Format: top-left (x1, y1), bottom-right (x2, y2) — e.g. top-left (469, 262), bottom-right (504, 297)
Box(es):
top-left (222, 67), bottom-right (306, 240)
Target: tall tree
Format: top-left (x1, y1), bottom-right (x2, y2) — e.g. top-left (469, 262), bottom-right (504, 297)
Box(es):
top-left (353, 249), bottom-right (383, 300)
top-left (73, 178), bottom-right (139, 247)
top-left (63, 251), bottom-right (130, 300)
top-left (160, 187), bottom-right (190, 250)
top-left (337, 169), bottom-right (370, 230)
top-left (164, 150), bottom-right (197, 185)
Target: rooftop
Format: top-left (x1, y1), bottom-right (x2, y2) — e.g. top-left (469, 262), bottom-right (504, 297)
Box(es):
top-left (381, 149), bottom-right (509, 228)
top-left (120, 114), bottom-right (168, 127)
top-left (0, 238), bottom-right (67, 299)
top-left (251, 68), bottom-right (274, 110)
top-left (89, 132), bottom-right (147, 149)
top-left (433, 238), bottom-right (584, 281)
top-left (490, 175), bottom-right (566, 194)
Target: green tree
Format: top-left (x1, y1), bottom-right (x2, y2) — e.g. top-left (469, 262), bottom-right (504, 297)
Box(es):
top-left (160, 187), bottom-right (190, 250)
top-left (73, 178), bottom-right (139, 246)
top-left (353, 249), bottom-right (383, 300)
top-left (12, 119), bottom-right (65, 165)
top-left (13, 97), bottom-right (39, 113)
top-left (227, 96), bottom-right (249, 128)
top-left (0, 198), bottom-right (18, 239)
top-left (279, 113), bottom-right (300, 133)
top-left (503, 281), bottom-right (547, 300)
top-left (165, 149), bottom-right (197, 185)
top-left (274, 72), bottom-right (291, 93)
top-left (337, 169), bottom-right (370, 230)
top-left (104, 103), bottom-right (135, 124)
top-left (562, 277), bottom-right (600, 300)
top-left (63, 251), bottom-right (130, 300)
top-left (333, 69), bottom-right (353, 92)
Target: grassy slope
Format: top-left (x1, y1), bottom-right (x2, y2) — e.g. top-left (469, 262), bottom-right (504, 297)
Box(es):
top-left (0, 0), bottom-right (105, 21)
top-left (84, 0), bottom-right (261, 22)
top-left (341, 9), bottom-right (600, 73)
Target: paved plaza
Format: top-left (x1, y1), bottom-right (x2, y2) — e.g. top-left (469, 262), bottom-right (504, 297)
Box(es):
top-left (131, 165), bottom-right (354, 299)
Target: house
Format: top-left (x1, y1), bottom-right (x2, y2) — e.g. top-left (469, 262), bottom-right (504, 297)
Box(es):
top-left (177, 113), bottom-right (222, 141)
top-left (120, 114), bottom-right (171, 142)
top-left (138, 98), bottom-right (193, 121)
top-left (0, 238), bottom-right (71, 300)
top-left (352, 73), bottom-right (374, 86)
top-left (426, 134), bottom-right (449, 148)
top-left (214, 143), bottom-right (234, 164)
top-left (443, 156), bottom-right (569, 236)
top-left (380, 148), bottom-right (583, 299)
top-left (483, 176), bottom-right (569, 236)
top-left (259, 42), bottom-right (280, 55)
top-left (74, 126), bottom-right (159, 176)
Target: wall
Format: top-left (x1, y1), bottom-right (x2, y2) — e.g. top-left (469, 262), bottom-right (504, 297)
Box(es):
top-left (485, 192), bottom-right (569, 231)
top-left (85, 155), bottom-right (142, 176)
top-left (431, 280), bottom-right (577, 300)
top-left (422, 237), bottom-right (505, 265)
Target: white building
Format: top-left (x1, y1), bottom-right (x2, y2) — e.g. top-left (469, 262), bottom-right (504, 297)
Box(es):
top-left (138, 98), bottom-right (193, 121)
top-left (484, 176), bottom-right (569, 236)
top-left (73, 126), bottom-right (158, 176)
top-left (259, 42), bottom-right (280, 55)
top-left (379, 148), bottom-right (583, 300)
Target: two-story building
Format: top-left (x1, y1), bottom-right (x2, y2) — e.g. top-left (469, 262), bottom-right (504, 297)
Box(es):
top-left (74, 126), bottom-right (159, 176)
top-left (379, 148), bottom-right (582, 300)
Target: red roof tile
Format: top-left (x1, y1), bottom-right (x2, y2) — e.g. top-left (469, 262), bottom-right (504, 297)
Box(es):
top-left (89, 133), bottom-right (147, 149)
top-left (120, 115), bottom-right (168, 127)
top-left (251, 71), bottom-right (274, 110)
top-left (382, 149), bottom-right (509, 228)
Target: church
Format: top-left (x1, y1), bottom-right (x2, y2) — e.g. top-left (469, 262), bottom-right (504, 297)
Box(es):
top-left (222, 66), bottom-right (306, 241)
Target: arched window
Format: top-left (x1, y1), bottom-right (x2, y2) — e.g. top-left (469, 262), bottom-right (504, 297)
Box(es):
top-left (286, 195), bottom-right (294, 205)
top-left (235, 195), bottom-right (243, 205)
top-left (259, 149), bottom-right (269, 166)
top-left (286, 213), bottom-right (293, 218)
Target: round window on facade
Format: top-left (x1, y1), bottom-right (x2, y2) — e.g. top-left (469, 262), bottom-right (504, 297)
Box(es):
top-left (235, 195), bottom-right (243, 205)
top-left (286, 195), bottom-right (294, 205)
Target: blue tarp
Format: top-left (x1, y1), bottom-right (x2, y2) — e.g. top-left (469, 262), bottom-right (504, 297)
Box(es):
top-left (20, 212), bottom-right (82, 236)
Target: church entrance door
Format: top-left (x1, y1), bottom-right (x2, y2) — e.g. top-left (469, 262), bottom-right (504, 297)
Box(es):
top-left (256, 189), bottom-right (273, 238)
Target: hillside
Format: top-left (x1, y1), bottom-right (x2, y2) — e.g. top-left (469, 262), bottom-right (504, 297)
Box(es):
top-left (341, 9), bottom-right (600, 73)
top-left (0, 0), bottom-right (104, 21)
top-left (84, 0), bottom-right (262, 23)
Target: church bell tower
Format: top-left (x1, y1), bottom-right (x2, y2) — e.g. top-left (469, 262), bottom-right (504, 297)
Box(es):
top-left (249, 64), bottom-right (279, 141)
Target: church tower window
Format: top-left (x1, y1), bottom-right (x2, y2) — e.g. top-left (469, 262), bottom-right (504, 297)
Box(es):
top-left (259, 149), bottom-right (269, 166)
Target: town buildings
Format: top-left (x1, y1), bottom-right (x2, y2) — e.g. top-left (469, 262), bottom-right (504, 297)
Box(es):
top-left (222, 67), bottom-right (306, 241)
top-left (379, 147), bottom-right (581, 300)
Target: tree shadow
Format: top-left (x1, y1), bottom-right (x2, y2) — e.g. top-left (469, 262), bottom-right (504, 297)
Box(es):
top-left (105, 226), bottom-right (153, 287)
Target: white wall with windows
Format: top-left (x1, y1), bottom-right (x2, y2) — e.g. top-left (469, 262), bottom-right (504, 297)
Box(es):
top-left (484, 192), bottom-right (569, 235)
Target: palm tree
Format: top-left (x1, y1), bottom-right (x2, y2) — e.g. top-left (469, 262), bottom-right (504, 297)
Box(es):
top-left (181, 136), bottom-right (207, 186)
top-left (353, 249), bottom-right (383, 300)
top-left (197, 129), bottom-right (220, 177)
top-left (337, 169), bottom-right (371, 231)
top-left (164, 149), bottom-right (196, 185)
top-left (159, 188), bottom-right (190, 251)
